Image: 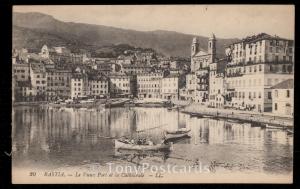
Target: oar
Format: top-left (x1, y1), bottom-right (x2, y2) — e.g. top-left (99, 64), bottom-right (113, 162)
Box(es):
top-left (136, 124), bottom-right (168, 133)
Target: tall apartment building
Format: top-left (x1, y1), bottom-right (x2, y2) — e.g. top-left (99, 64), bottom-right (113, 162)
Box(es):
top-left (88, 74), bottom-right (109, 98)
top-left (29, 63), bottom-right (47, 98)
top-left (161, 74), bottom-right (179, 100)
top-left (109, 74), bottom-right (131, 97)
top-left (70, 73), bottom-right (89, 99)
top-left (137, 72), bottom-right (163, 99)
top-left (209, 59), bottom-right (226, 108)
top-left (225, 33), bottom-right (294, 112)
top-left (46, 68), bottom-right (72, 100)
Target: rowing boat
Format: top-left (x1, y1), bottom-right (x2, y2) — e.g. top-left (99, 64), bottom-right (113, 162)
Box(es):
top-left (114, 139), bottom-right (173, 151)
top-left (164, 129), bottom-right (191, 140)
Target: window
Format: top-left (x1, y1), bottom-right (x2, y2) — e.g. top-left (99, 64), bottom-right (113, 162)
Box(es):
top-left (275, 56), bottom-right (279, 62)
top-left (269, 47), bottom-right (272, 52)
top-left (283, 56), bottom-right (286, 61)
top-left (289, 56), bottom-right (293, 62)
top-left (275, 103), bottom-right (278, 110)
top-left (289, 48), bottom-right (293, 53)
top-left (268, 92), bottom-right (272, 99)
top-left (287, 90), bottom-right (290, 98)
top-left (275, 90), bottom-right (278, 97)
top-left (259, 92), bottom-right (261, 98)
top-left (259, 65), bottom-right (262, 71)
top-left (282, 65), bottom-right (286, 72)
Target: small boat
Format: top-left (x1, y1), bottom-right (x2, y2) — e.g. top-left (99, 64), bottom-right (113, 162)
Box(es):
top-left (190, 113), bottom-right (198, 117)
top-left (265, 124), bottom-right (283, 130)
top-left (202, 115), bottom-right (214, 118)
top-left (190, 113), bottom-right (203, 118)
top-left (114, 139), bottom-right (173, 151)
top-left (165, 130), bottom-right (191, 140)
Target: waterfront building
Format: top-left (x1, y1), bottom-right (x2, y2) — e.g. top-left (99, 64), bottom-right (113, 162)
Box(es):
top-left (29, 63), bottom-right (47, 99)
top-left (137, 72), bottom-right (163, 99)
top-left (70, 72), bottom-right (89, 99)
top-left (46, 68), bottom-right (72, 100)
top-left (183, 73), bottom-right (196, 101)
top-left (109, 74), bottom-right (131, 97)
top-left (209, 59), bottom-right (227, 108)
top-left (225, 33), bottom-right (294, 112)
top-left (18, 81), bottom-right (36, 100)
top-left (88, 74), bottom-right (109, 98)
top-left (12, 63), bottom-right (30, 82)
top-left (161, 74), bottom-right (179, 100)
top-left (271, 79), bottom-right (293, 116)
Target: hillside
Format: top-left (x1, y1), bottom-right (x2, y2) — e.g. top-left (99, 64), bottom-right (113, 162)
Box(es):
top-left (13, 12), bottom-right (239, 57)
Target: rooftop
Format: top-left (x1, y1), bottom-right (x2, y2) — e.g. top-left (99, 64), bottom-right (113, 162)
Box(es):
top-left (229, 33), bottom-right (293, 46)
top-left (272, 79), bottom-right (294, 89)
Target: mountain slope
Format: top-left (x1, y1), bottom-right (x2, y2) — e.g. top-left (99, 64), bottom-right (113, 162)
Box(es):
top-left (13, 12), bottom-right (238, 57)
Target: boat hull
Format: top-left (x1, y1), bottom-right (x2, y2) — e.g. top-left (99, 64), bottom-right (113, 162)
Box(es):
top-left (164, 130), bottom-right (191, 140)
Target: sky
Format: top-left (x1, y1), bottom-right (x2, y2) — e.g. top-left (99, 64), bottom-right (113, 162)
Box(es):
top-left (13, 5), bottom-right (294, 39)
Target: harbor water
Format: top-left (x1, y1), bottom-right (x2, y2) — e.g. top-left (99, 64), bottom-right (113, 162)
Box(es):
top-left (12, 106), bottom-right (293, 175)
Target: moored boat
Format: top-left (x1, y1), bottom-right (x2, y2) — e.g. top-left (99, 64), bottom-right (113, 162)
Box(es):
top-left (265, 124), bottom-right (283, 130)
top-left (114, 139), bottom-right (173, 151)
top-left (164, 129), bottom-right (191, 140)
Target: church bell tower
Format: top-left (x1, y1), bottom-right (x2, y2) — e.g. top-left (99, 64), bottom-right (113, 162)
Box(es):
top-left (191, 37), bottom-right (199, 57)
top-left (208, 33), bottom-right (216, 63)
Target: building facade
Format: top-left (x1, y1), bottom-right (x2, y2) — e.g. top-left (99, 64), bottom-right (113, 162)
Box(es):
top-left (224, 33), bottom-right (294, 112)
top-left (70, 73), bottom-right (89, 99)
top-left (137, 72), bottom-right (163, 99)
top-left (161, 74), bottom-right (179, 100)
top-left (46, 68), bottom-right (72, 100)
top-left (29, 63), bottom-right (47, 99)
top-left (109, 74), bottom-right (131, 97)
top-left (272, 79), bottom-right (293, 116)
top-left (88, 75), bottom-right (109, 98)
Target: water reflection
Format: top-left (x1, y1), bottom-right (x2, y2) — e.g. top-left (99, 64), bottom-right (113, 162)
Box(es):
top-left (12, 106), bottom-right (293, 174)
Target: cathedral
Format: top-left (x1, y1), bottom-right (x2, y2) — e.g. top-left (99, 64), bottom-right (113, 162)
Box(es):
top-left (191, 33), bottom-right (217, 72)
top-left (189, 33), bottom-right (218, 103)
